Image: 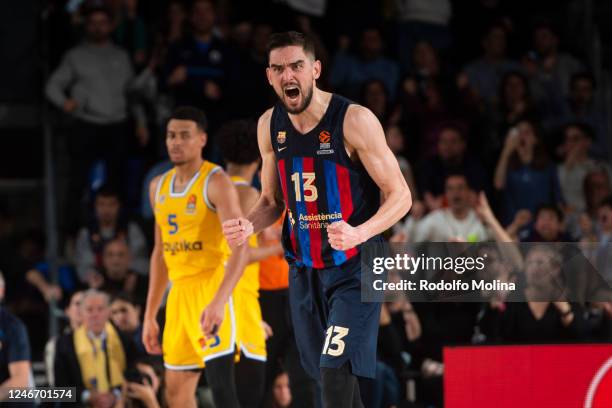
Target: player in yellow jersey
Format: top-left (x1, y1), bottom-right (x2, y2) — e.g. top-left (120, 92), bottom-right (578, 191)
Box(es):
top-left (217, 120), bottom-right (284, 408)
top-left (142, 107), bottom-right (249, 408)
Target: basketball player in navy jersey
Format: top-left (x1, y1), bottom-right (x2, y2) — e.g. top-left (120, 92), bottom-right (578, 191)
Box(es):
top-left (223, 31), bottom-right (412, 408)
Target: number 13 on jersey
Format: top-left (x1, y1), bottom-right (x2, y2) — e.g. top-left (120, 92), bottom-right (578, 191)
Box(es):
top-left (291, 172), bottom-right (318, 202)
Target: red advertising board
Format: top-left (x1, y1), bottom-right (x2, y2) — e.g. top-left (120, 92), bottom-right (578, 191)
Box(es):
top-left (444, 344), bottom-right (612, 408)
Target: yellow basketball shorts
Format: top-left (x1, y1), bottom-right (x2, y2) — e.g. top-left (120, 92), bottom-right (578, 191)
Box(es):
top-left (234, 288), bottom-right (267, 362)
top-left (163, 268), bottom-right (237, 370)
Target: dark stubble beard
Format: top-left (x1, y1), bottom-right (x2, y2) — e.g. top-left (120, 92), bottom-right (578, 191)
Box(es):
top-left (280, 83), bottom-right (314, 114)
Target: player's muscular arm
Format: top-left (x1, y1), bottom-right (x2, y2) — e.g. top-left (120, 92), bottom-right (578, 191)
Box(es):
top-left (328, 105), bottom-right (412, 250)
top-left (223, 109), bottom-right (285, 246)
top-left (201, 171), bottom-right (249, 336)
top-left (237, 186), bottom-right (281, 263)
top-left (142, 176), bottom-right (168, 355)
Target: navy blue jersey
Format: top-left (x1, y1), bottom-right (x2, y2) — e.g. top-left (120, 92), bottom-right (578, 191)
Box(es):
top-left (271, 94), bottom-right (380, 268)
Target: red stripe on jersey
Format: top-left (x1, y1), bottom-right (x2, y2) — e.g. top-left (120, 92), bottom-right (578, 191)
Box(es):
top-left (336, 164), bottom-right (358, 259)
top-left (277, 159), bottom-right (297, 253)
top-left (302, 157), bottom-right (324, 268)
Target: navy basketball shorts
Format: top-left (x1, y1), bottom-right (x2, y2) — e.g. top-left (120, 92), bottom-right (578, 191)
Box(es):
top-left (288, 254), bottom-right (382, 380)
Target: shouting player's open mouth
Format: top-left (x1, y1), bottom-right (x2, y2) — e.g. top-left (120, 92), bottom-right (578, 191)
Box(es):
top-left (283, 84), bottom-right (300, 102)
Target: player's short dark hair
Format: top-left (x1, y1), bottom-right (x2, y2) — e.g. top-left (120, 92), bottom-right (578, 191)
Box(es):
top-left (217, 119), bottom-right (260, 165)
top-left (169, 106), bottom-right (208, 132)
top-left (535, 204), bottom-right (563, 222)
top-left (267, 31), bottom-right (316, 61)
top-left (564, 122), bottom-right (595, 140)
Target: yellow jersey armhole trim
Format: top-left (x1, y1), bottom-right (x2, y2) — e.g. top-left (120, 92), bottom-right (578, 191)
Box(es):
top-left (204, 166), bottom-right (223, 212)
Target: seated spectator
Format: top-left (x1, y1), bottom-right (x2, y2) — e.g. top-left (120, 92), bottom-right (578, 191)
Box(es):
top-left (584, 168), bottom-right (612, 220)
top-left (92, 239), bottom-right (148, 303)
top-left (523, 23), bottom-right (583, 124)
top-left (0, 272), bottom-right (34, 405)
top-left (265, 371), bottom-right (291, 408)
top-left (494, 119), bottom-right (563, 225)
top-left (516, 204), bottom-right (572, 242)
top-left (480, 244), bottom-right (588, 343)
top-left (54, 289), bottom-right (139, 406)
top-left (360, 79), bottom-right (396, 124)
top-left (75, 186), bottom-right (148, 282)
top-left (482, 71), bottom-right (539, 164)
top-left (329, 27), bottom-right (400, 101)
top-left (417, 124), bottom-right (488, 210)
top-left (25, 261), bottom-right (79, 306)
top-left (385, 125), bottom-right (420, 203)
top-left (583, 197), bottom-right (612, 285)
top-left (394, 0), bottom-right (452, 72)
top-left (584, 301), bottom-right (612, 342)
top-left (125, 356), bottom-right (165, 408)
top-left (111, 292), bottom-right (146, 355)
top-left (45, 291), bottom-right (84, 386)
top-left (399, 174), bottom-right (491, 242)
top-left (557, 123), bottom-right (612, 214)
top-left (559, 72), bottom-right (609, 158)
top-left (463, 23), bottom-right (521, 107)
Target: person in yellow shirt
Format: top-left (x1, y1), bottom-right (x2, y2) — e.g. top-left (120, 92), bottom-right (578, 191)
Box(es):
top-left (142, 107), bottom-right (249, 408)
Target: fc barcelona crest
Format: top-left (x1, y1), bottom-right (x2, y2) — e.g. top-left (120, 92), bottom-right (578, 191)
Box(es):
top-left (277, 131), bottom-right (287, 144)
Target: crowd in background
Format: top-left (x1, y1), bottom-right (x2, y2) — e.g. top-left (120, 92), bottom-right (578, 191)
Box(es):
top-left (0, 0), bottom-right (611, 407)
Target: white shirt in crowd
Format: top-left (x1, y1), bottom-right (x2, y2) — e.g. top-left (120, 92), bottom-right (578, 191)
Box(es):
top-left (401, 208), bottom-right (491, 242)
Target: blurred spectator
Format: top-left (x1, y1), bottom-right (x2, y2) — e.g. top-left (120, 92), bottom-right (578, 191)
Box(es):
top-left (45, 290), bottom-right (84, 386)
top-left (162, 0), bottom-right (236, 133)
top-left (74, 186), bottom-right (148, 282)
top-left (0, 272), bottom-right (34, 405)
top-left (404, 40), bottom-right (445, 87)
top-left (398, 174), bottom-right (491, 242)
top-left (111, 292), bottom-right (146, 356)
top-left (385, 125), bottom-right (419, 201)
top-left (229, 22), bottom-right (277, 119)
top-left (54, 289), bottom-right (138, 406)
top-left (585, 197), bottom-right (612, 285)
top-left (559, 73), bottom-right (609, 157)
top-left (25, 259), bottom-right (79, 307)
top-left (463, 23), bottom-right (521, 107)
top-left (360, 79), bottom-right (396, 124)
top-left (482, 70), bottom-right (538, 164)
top-left (523, 23), bottom-right (583, 123)
top-left (417, 124), bottom-right (488, 209)
top-left (394, 0), bottom-right (452, 72)
top-left (125, 356), bottom-right (165, 408)
top-left (557, 123), bottom-right (612, 214)
top-left (93, 239), bottom-right (148, 303)
top-left (584, 301), bottom-right (612, 342)
top-left (46, 6), bottom-right (145, 226)
top-left (329, 27), bottom-right (400, 101)
top-left (481, 245), bottom-right (588, 343)
top-left (517, 204), bottom-right (572, 242)
top-left (266, 371), bottom-right (291, 408)
top-left (494, 119), bottom-right (563, 225)
top-left (114, 0), bottom-right (148, 69)
top-left (584, 169), bottom-right (612, 219)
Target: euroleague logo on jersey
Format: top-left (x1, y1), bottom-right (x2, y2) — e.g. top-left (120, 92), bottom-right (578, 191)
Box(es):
top-left (317, 130), bottom-right (334, 155)
top-left (186, 194), bottom-right (197, 214)
top-left (584, 357), bottom-right (612, 408)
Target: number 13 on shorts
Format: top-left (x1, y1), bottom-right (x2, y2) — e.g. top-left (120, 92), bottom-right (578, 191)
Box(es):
top-left (322, 325), bottom-right (349, 356)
